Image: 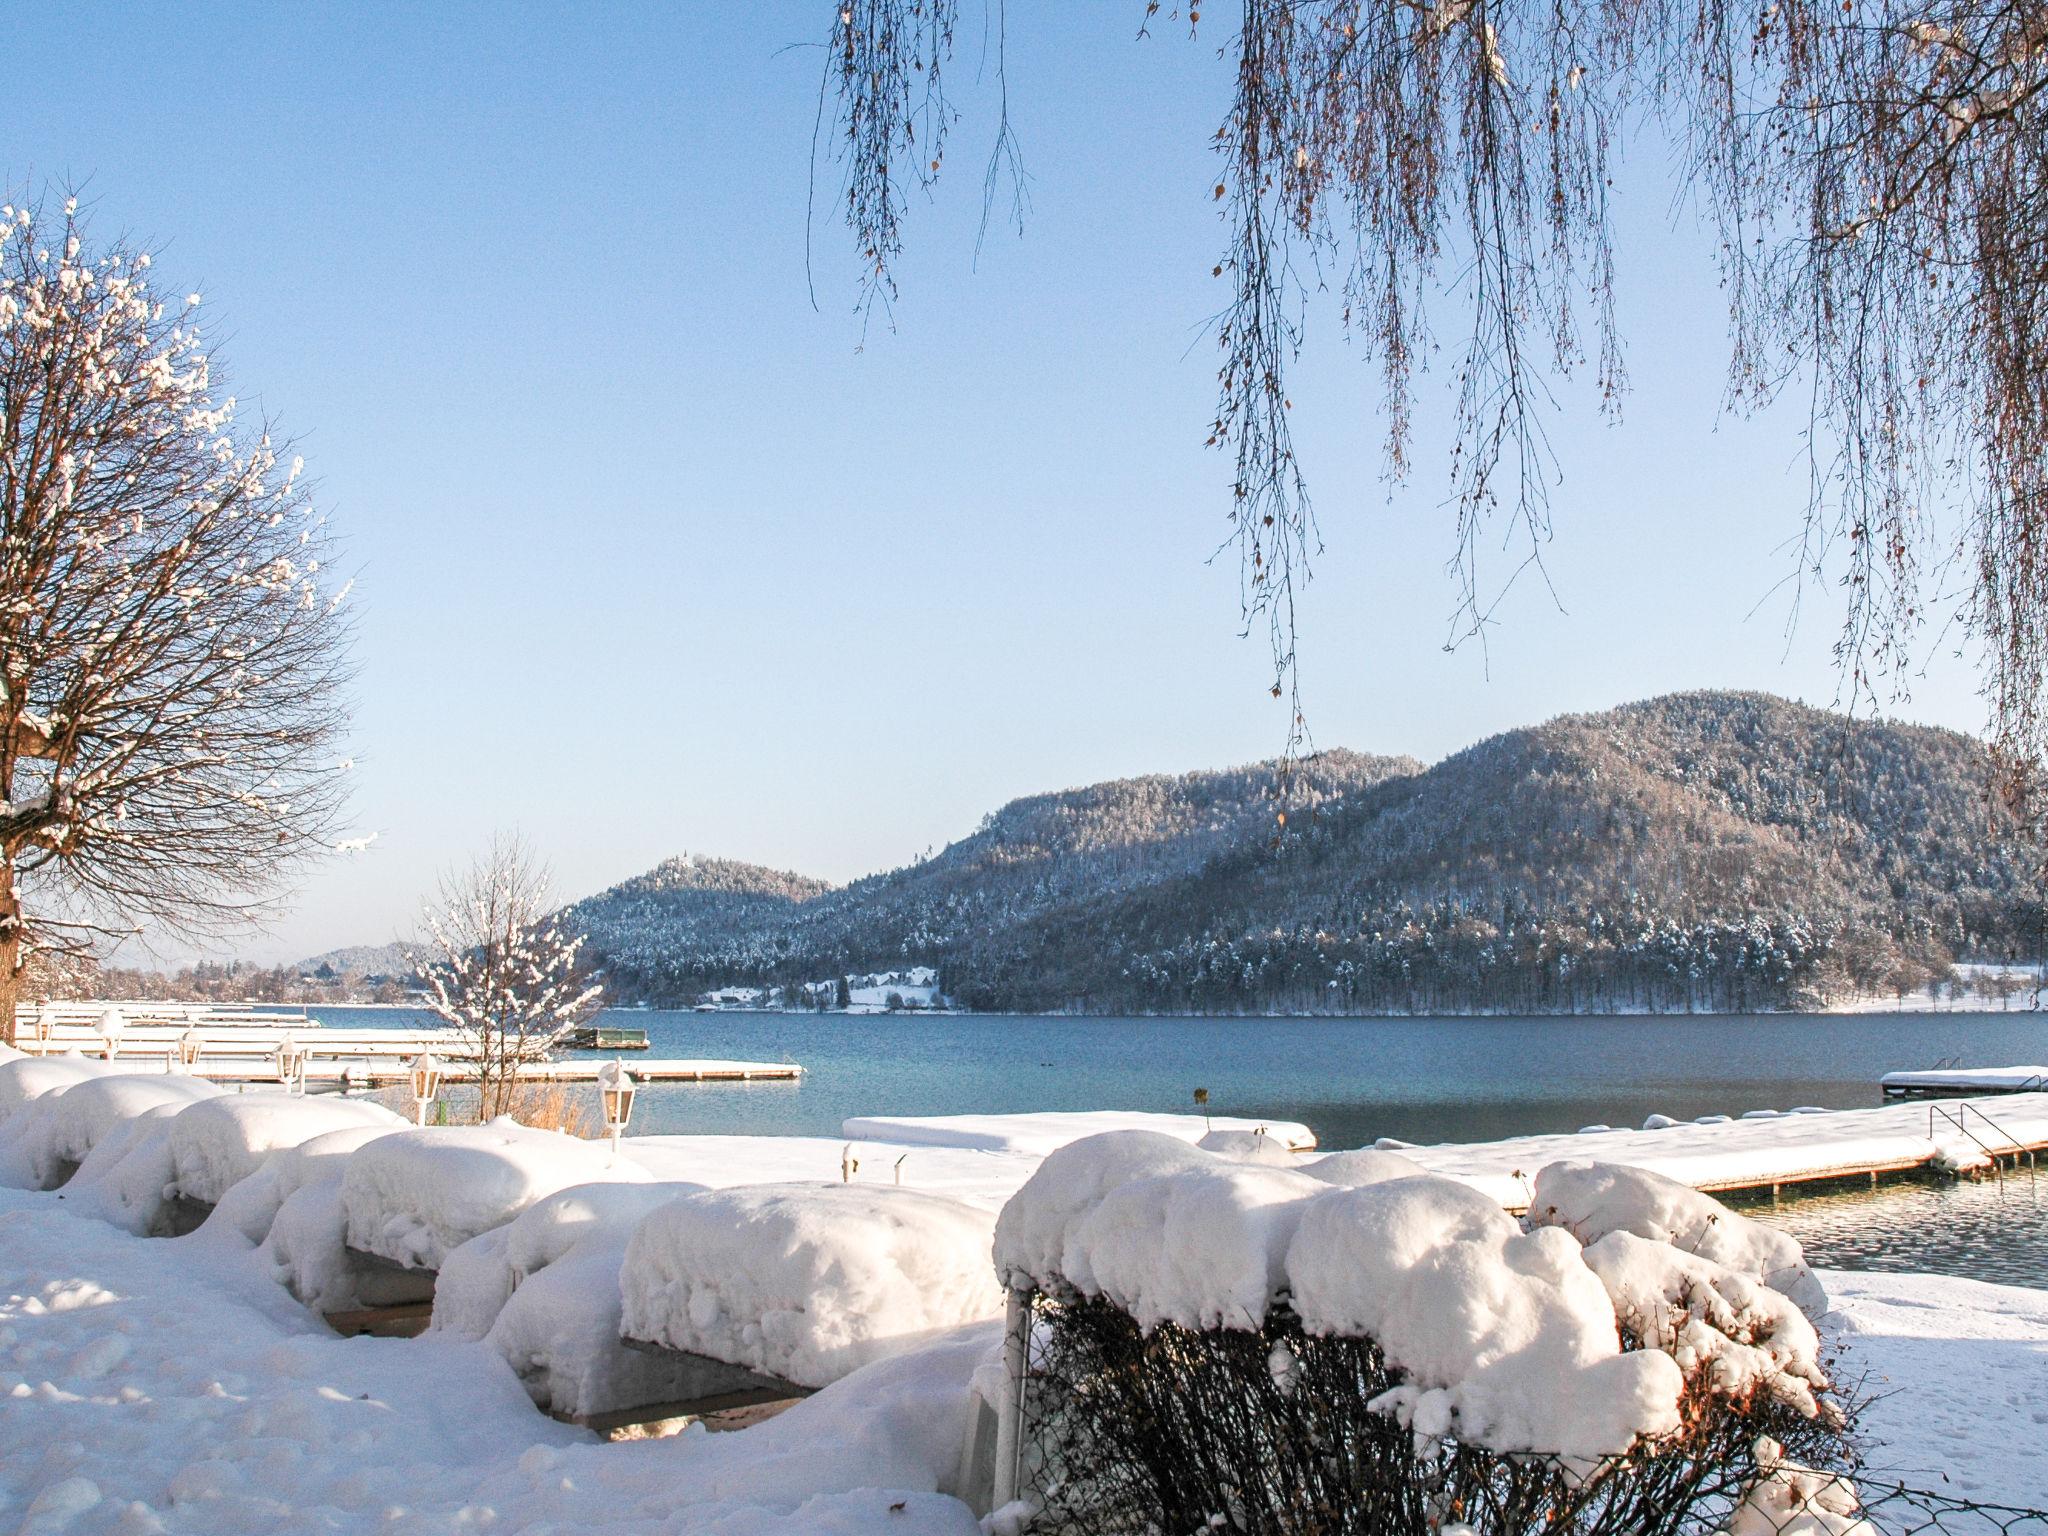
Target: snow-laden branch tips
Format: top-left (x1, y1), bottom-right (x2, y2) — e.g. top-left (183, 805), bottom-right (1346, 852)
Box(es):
top-left (0, 192), bottom-right (352, 1040)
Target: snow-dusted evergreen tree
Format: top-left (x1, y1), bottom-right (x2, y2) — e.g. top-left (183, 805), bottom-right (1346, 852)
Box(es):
top-left (0, 194), bottom-right (351, 1041)
top-left (421, 835), bottom-right (602, 1121)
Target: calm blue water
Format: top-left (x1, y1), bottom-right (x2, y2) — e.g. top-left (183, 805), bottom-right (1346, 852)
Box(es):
top-left (299, 1006), bottom-right (2048, 1285)
top-left (302, 1006), bottom-right (2048, 1148)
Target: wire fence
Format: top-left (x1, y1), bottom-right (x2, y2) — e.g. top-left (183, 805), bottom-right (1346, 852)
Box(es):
top-left (1009, 1290), bottom-right (2048, 1536)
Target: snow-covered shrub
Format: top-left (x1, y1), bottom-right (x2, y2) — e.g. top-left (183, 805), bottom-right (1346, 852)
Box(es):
top-left (997, 1133), bottom-right (1858, 1536)
top-left (1526, 1160), bottom-right (1828, 1316)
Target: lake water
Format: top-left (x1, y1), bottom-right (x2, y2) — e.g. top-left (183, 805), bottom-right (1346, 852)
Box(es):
top-left (308, 1005), bottom-right (2048, 1286)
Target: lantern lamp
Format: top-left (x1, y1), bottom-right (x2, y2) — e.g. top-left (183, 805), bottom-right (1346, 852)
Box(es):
top-left (597, 1059), bottom-right (636, 1158)
top-left (409, 1052), bottom-right (443, 1126)
top-left (33, 1003), bottom-right (55, 1051)
top-left (177, 1028), bottom-right (204, 1070)
top-left (275, 1033), bottom-right (308, 1095)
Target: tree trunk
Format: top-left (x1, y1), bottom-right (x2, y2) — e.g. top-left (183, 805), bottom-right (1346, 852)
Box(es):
top-left (0, 870), bottom-right (21, 1048)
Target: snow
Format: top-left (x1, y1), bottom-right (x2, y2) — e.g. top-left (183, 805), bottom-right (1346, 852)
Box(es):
top-left (620, 1183), bottom-right (1003, 1389)
top-left (0, 1185), bottom-right (992, 1533)
top-left (1822, 1269), bottom-right (2048, 1509)
top-left (1581, 1231), bottom-right (1826, 1414)
top-left (993, 1131), bottom-right (1331, 1330)
top-left (1526, 1160), bottom-right (1828, 1315)
top-left (207, 1124), bottom-right (407, 1246)
top-left (1399, 1092), bottom-right (2048, 1209)
top-left (1881, 1064), bottom-right (2048, 1092)
top-left (344, 1121), bottom-right (650, 1271)
top-left (619, 1133), bottom-right (1043, 1212)
top-left (1287, 1175), bottom-right (1685, 1457)
top-left (166, 1094), bottom-right (405, 1208)
top-left (1722, 1436), bottom-right (1874, 1535)
top-left (0, 1074), bottom-right (221, 1190)
top-left (1301, 1147), bottom-right (1427, 1186)
top-left (0, 1053), bottom-right (120, 1122)
top-left (841, 1110), bottom-right (1317, 1157)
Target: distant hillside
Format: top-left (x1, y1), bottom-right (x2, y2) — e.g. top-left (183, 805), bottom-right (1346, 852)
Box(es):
top-left (569, 693), bottom-right (2041, 1013)
top-left (567, 855), bottom-right (835, 1002)
top-left (292, 941), bottom-right (429, 980)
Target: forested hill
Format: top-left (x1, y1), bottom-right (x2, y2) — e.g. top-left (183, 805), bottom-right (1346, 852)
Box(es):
top-left (570, 693), bottom-right (2042, 1013)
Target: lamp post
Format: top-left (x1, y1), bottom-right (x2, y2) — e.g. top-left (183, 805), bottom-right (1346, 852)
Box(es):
top-left (409, 1052), bottom-right (442, 1127)
top-left (98, 1006), bottom-right (126, 1062)
top-left (275, 1033), bottom-right (308, 1096)
top-left (177, 1028), bottom-right (204, 1071)
top-left (597, 1059), bottom-right (636, 1161)
top-left (33, 1004), bottom-right (55, 1054)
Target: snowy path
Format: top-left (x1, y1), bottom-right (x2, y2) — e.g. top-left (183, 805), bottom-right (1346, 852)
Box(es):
top-left (0, 1191), bottom-right (985, 1535)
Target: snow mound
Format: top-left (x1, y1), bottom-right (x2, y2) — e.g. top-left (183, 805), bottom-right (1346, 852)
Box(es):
top-left (993, 1131), bottom-right (1331, 1330)
top-left (1286, 1175), bottom-right (1684, 1457)
top-left (431, 1180), bottom-right (702, 1342)
top-left (841, 1111), bottom-right (1316, 1156)
top-left (1582, 1231), bottom-right (1827, 1415)
top-left (1197, 1127), bottom-right (1299, 1165)
top-left (0, 1073), bottom-right (220, 1190)
top-left (168, 1093), bottom-right (404, 1208)
top-left (1527, 1160), bottom-right (1827, 1316)
top-left (620, 1183), bottom-right (1002, 1389)
top-left (206, 1123), bottom-right (405, 1246)
top-left (1302, 1147), bottom-right (1426, 1187)
top-left (0, 1054), bottom-right (119, 1124)
top-left (344, 1120), bottom-right (649, 1271)
top-left (55, 1109), bottom-right (185, 1235)
top-left (261, 1177), bottom-right (360, 1312)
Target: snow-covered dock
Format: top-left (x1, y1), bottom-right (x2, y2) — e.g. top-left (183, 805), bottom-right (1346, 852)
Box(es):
top-left (100, 1055), bottom-right (802, 1090)
top-left (9, 1001), bottom-right (788, 1088)
top-left (1400, 1091), bottom-right (2048, 1208)
top-left (1881, 1064), bottom-right (2048, 1098)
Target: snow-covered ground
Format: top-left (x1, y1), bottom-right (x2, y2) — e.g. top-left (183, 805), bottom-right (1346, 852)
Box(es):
top-left (0, 1187), bottom-right (989, 1535)
top-left (1828, 961), bottom-right (2048, 1013)
top-left (1823, 1269), bottom-right (2048, 1510)
top-left (2, 1188), bottom-right (2046, 1532)
top-left (3, 1051), bottom-right (2046, 1530)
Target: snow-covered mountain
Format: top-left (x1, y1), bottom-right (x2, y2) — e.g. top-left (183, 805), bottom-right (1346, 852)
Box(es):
top-left (569, 692), bottom-right (2037, 1014)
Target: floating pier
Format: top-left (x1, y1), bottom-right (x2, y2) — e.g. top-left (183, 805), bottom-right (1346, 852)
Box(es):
top-left (1403, 1089), bottom-right (2048, 1209)
top-left (1881, 1065), bottom-right (2048, 1099)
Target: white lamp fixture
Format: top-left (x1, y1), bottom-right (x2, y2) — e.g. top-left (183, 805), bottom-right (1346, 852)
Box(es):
top-left (98, 1006), bottom-right (126, 1062)
top-left (275, 1033), bottom-right (308, 1096)
top-left (33, 1003), bottom-right (55, 1051)
top-left (177, 1028), bottom-right (205, 1070)
top-left (409, 1052), bottom-right (442, 1126)
top-left (597, 1059), bottom-right (636, 1159)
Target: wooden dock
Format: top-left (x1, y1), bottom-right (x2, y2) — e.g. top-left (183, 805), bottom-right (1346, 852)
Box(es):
top-left (1404, 1090), bottom-right (2048, 1209)
top-left (1881, 1065), bottom-right (2048, 1099)
top-left (9, 1000), bottom-right (794, 1090)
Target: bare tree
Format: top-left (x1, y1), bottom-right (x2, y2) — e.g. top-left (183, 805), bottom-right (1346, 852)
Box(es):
top-left (815, 2), bottom-right (2048, 782)
top-left (0, 194), bottom-right (352, 1042)
top-left (420, 835), bottom-right (603, 1122)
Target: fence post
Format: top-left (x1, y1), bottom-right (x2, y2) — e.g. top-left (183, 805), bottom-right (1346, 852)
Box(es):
top-left (992, 1285), bottom-right (1031, 1513)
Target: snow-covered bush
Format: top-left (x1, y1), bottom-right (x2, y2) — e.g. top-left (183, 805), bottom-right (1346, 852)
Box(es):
top-left (995, 1133), bottom-right (1859, 1536)
top-left (1526, 1159), bottom-right (1828, 1316)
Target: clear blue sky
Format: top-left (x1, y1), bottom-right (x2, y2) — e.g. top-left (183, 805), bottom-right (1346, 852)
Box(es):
top-left (8, 4), bottom-right (1984, 964)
